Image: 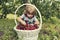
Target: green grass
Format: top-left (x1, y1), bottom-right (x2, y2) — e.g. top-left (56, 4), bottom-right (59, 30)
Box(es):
top-left (0, 19), bottom-right (17, 40)
top-left (0, 19), bottom-right (60, 40)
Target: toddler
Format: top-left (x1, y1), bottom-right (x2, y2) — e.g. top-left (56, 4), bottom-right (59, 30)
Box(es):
top-left (17, 5), bottom-right (39, 30)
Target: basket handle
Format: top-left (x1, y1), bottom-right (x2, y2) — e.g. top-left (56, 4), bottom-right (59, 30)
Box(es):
top-left (14, 4), bottom-right (42, 29)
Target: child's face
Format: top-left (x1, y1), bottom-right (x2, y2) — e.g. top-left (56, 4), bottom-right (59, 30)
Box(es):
top-left (27, 13), bottom-right (33, 18)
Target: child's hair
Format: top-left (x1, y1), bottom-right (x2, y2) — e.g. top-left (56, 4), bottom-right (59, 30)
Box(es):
top-left (23, 5), bottom-right (36, 15)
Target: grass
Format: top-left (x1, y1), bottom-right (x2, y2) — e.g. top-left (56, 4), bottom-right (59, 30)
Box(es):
top-left (0, 19), bottom-right (60, 40)
top-left (0, 19), bottom-right (17, 40)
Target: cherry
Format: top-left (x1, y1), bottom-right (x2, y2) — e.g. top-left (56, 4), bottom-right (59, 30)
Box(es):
top-left (16, 23), bottom-right (38, 30)
top-left (25, 24), bottom-right (36, 30)
top-left (34, 24), bottom-right (38, 29)
top-left (29, 26), bottom-right (36, 30)
top-left (16, 24), bottom-right (25, 30)
top-left (16, 25), bottom-right (20, 30)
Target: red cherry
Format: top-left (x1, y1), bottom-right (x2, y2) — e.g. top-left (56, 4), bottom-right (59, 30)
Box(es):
top-left (16, 25), bottom-right (20, 29)
top-left (34, 24), bottom-right (38, 29)
top-left (25, 25), bottom-right (31, 30)
top-left (16, 24), bottom-right (25, 30)
top-left (29, 26), bottom-right (36, 30)
top-left (16, 23), bottom-right (38, 30)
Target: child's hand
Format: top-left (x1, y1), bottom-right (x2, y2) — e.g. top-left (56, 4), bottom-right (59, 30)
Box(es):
top-left (30, 24), bottom-right (34, 26)
top-left (17, 17), bottom-right (26, 26)
top-left (25, 24), bottom-right (33, 27)
top-left (34, 21), bottom-right (39, 25)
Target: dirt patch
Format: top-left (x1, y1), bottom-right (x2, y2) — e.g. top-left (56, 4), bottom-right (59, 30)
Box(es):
top-left (0, 31), bottom-right (4, 36)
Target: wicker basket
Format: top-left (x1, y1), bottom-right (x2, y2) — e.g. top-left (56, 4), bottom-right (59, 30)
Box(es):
top-left (14, 4), bottom-right (42, 40)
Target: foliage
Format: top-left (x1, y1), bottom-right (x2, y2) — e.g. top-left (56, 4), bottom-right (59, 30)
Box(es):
top-left (6, 14), bottom-right (17, 19)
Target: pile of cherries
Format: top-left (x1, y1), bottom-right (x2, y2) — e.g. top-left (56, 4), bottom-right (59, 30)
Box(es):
top-left (16, 23), bottom-right (38, 30)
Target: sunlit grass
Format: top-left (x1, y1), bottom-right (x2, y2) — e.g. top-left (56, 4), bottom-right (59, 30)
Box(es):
top-left (0, 19), bottom-right (60, 40)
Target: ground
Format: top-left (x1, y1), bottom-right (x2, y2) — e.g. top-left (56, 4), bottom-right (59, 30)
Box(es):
top-left (0, 19), bottom-right (60, 40)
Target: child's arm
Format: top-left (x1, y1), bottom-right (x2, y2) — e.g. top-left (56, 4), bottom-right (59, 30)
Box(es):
top-left (34, 19), bottom-right (39, 25)
top-left (34, 17), bottom-right (39, 25)
top-left (17, 17), bottom-right (26, 26)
